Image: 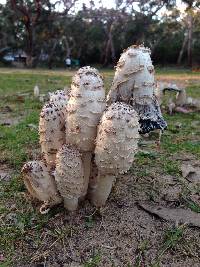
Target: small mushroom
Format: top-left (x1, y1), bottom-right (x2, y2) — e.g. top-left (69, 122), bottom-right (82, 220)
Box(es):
top-left (90, 102), bottom-right (140, 207)
top-left (55, 144), bottom-right (84, 211)
top-left (175, 88), bottom-right (187, 106)
top-left (34, 85), bottom-right (40, 97)
top-left (155, 82), bottom-right (181, 105)
top-left (22, 160), bottom-right (62, 212)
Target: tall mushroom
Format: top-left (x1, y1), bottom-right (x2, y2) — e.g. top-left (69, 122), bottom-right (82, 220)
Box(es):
top-left (65, 66), bottom-right (106, 199)
top-left (39, 91), bottom-right (68, 167)
top-left (55, 144), bottom-right (84, 211)
top-left (107, 44), bottom-right (167, 134)
top-left (22, 160), bottom-right (62, 213)
top-left (90, 102), bottom-right (140, 207)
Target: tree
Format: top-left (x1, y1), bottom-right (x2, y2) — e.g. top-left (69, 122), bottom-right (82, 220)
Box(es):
top-left (9, 0), bottom-right (77, 67)
top-left (177, 0), bottom-right (200, 66)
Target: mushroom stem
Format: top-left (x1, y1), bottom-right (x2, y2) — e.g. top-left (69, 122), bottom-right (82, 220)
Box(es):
top-left (90, 174), bottom-right (115, 207)
top-left (81, 152), bottom-right (92, 198)
top-left (63, 197), bottom-right (79, 211)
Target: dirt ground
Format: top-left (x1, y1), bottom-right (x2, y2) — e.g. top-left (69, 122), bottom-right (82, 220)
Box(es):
top-left (9, 150), bottom-right (200, 267)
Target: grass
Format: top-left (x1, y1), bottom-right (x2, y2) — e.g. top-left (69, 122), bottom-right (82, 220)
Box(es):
top-left (0, 67), bottom-right (200, 266)
top-left (134, 240), bottom-right (149, 267)
top-left (151, 225), bottom-right (185, 267)
top-left (0, 112), bottom-right (39, 168)
top-left (84, 253), bottom-right (101, 267)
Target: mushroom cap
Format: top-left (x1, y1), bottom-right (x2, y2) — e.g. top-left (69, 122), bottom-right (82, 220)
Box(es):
top-left (55, 144), bottom-right (84, 199)
top-left (22, 160), bottom-right (61, 205)
top-left (107, 45), bottom-right (154, 102)
top-left (39, 101), bottom-right (66, 166)
top-left (95, 102), bottom-right (140, 175)
top-left (66, 66), bottom-right (106, 152)
top-left (49, 89), bottom-right (69, 107)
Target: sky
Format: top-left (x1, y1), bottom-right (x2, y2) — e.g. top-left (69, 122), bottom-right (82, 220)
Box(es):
top-left (75, 0), bottom-right (116, 9)
top-left (0, 0), bottom-right (187, 13)
top-left (74, 0), bottom-right (186, 13)
top-left (0, 0), bottom-right (115, 8)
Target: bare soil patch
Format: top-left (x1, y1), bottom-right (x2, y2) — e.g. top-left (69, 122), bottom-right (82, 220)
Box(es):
top-left (0, 164), bottom-right (13, 182)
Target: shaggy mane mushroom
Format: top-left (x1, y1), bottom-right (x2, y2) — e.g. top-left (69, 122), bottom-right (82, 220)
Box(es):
top-left (107, 44), bottom-right (167, 134)
top-left (22, 160), bottom-right (62, 213)
top-left (65, 66), bottom-right (106, 200)
top-left (39, 92), bottom-right (68, 167)
top-left (90, 102), bottom-right (140, 207)
top-left (55, 144), bottom-right (84, 211)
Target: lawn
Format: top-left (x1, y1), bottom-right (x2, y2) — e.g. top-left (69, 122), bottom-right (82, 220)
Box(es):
top-left (0, 67), bottom-right (200, 267)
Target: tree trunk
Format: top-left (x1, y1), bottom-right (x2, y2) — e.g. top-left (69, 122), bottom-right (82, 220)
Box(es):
top-left (25, 23), bottom-right (36, 68)
top-left (177, 31), bottom-right (188, 65)
top-left (187, 13), bottom-right (193, 67)
top-left (48, 39), bottom-right (57, 69)
top-left (65, 38), bottom-right (71, 58)
top-left (103, 23), bottom-right (116, 66)
top-left (110, 34), bottom-right (116, 64)
top-left (103, 38), bottom-right (111, 66)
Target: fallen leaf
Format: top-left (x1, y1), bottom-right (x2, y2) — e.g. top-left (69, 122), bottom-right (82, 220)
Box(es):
top-left (137, 202), bottom-right (200, 228)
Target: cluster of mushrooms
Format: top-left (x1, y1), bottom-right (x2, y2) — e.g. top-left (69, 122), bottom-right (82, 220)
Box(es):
top-left (22, 45), bottom-right (167, 213)
top-left (155, 82), bottom-right (200, 114)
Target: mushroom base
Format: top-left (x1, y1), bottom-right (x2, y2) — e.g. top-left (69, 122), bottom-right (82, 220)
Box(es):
top-left (63, 197), bottom-right (79, 211)
top-left (90, 174), bottom-right (116, 207)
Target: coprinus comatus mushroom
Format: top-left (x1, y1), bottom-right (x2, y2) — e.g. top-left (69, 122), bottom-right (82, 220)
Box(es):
top-left (55, 144), bottom-right (84, 211)
top-left (155, 82), bottom-right (181, 105)
top-left (22, 160), bottom-right (62, 213)
top-left (176, 89), bottom-right (200, 111)
top-left (65, 66), bottom-right (106, 199)
top-left (90, 102), bottom-right (140, 207)
top-left (39, 91), bottom-right (68, 167)
top-left (107, 44), bottom-right (167, 134)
